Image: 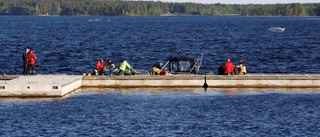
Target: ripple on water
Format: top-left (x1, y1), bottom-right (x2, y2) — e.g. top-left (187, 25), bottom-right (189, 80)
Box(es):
top-left (1, 89), bottom-right (320, 136)
top-left (0, 16), bottom-right (320, 74)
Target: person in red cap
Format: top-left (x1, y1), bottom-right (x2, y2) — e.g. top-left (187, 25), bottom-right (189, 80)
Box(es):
top-left (223, 59), bottom-right (234, 75)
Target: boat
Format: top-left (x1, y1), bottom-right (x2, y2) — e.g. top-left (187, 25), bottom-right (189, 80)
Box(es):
top-left (87, 54), bottom-right (203, 76)
top-left (161, 53), bottom-right (203, 75)
top-left (116, 53), bottom-right (203, 76)
top-left (88, 19), bottom-right (101, 22)
top-left (268, 27), bottom-right (285, 32)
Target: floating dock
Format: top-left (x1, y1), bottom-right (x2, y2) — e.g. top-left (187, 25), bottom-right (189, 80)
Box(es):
top-left (82, 74), bottom-right (320, 88)
top-left (0, 75), bottom-right (82, 98)
top-left (1, 74), bottom-right (320, 97)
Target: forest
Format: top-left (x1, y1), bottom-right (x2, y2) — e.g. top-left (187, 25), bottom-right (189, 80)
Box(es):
top-left (0, 0), bottom-right (319, 16)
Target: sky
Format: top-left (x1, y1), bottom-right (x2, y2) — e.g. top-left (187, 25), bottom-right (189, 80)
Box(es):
top-left (158, 0), bottom-right (318, 4)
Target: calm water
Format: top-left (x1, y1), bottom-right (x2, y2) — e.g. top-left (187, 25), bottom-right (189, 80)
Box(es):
top-left (1, 16), bottom-right (320, 136)
top-left (0, 16), bottom-right (319, 74)
top-left (1, 89), bottom-right (320, 136)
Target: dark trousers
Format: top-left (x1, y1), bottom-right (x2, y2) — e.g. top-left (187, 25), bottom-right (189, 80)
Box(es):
top-left (23, 64), bottom-right (28, 75)
top-left (27, 64), bottom-right (36, 75)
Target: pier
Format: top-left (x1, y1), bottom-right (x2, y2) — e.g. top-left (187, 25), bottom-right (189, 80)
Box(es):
top-left (0, 75), bottom-right (82, 98)
top-left (1, 74), bottom-right (320, 97)
top-left (82, 74), bottom-right (320, 88)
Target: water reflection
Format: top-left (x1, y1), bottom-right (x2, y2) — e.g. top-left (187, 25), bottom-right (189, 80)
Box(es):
top-left (224, 90), bottom-right (234, 95)
top-left (77, 88), bottom-right (320, 96)
top-left (1, 88), bottom-right (320, 101)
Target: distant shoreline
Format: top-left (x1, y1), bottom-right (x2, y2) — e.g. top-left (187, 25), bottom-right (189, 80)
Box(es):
top-left (159, 13), bottom-right (240, 16)
top-left (1, 1), bottom-right (318, 16)
top-left (0, 14), bottom-right (319, 17)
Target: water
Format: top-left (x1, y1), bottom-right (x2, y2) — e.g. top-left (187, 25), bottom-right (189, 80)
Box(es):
top-left (1, 89), bottom-right (320, 136)
top-left (1, 16), bottom-right (320, 136)
top-left (0, 16), bottom-right (319, 74)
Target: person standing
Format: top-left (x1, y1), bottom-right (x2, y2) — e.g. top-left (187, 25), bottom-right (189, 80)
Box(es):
top-left (26, 50), bottom-right (37, 75)
top-left (22, 47), bottom-right (30, 75)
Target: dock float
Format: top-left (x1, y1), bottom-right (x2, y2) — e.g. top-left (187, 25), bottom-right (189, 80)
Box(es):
top-left (82, 74), bottom-right (320, 88)
top-left (1, 74), bottom-right (320, 98)
top-left (0, 75), bottom-right (82, 98)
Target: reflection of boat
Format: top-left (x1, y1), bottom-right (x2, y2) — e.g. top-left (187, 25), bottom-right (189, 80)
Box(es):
top-left (162, 53), bottom-right (203, 75)
top-left (88, 19), bottom-right (101, 22)
top-left (268, 27), bottom-right (285, 32)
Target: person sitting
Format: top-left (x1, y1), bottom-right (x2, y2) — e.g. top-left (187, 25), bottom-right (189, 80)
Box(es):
top-left (150, 62), bottom-right (163, 75)
top-left (105, 59), bottom-right (118, 75)
top-left (223, 59), bottom-right (234, 75)
top-left (236, 58), bottom-right (247, 75)
top-left (218, 64), bottom-right (224, 75)
top-left (94, 59), bottom-right (105, 75)
top-left (119, 59), bottom-right (135, 75)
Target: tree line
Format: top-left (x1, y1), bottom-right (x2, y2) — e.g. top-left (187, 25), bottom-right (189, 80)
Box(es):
top-left (0, 0), bottom-right (319, 16)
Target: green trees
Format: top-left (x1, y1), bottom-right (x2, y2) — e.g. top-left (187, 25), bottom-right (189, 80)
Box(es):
top-left (314, 4), bottom-right (320, 16)
top-left (240, 3), bottom-right (309, 16)
top-left (0, 0), bottom-right (318, 16)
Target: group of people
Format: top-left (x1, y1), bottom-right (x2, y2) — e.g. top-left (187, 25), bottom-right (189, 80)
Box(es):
top-left (20, 46), bottom-right (245, 76)
top-left (148, 59), bottom-right (246, 76)
top-left (22, 47), bottom-right (37, 75)
top-left (94, 59), bottom-right (166, 76)
top-left (94, 59), bottom-right (136, 75)
top-left (218, 58), bottom-right (247, 75)
top-left (21, 46), bottom-right (245, 76)
top-left (93, 58), bottom-right (246, 76)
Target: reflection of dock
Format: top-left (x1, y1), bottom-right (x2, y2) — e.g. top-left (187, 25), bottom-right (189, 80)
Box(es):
top-left (1, 74), bottom-right (320, 98)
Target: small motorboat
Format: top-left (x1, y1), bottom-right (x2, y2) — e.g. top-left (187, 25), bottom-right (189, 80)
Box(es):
top-left (268, 27), bottom-right (285, 32)
top-left (161, 53), bottom-right (203, 75)
top-left (88, 19), bottom-right (101, 22)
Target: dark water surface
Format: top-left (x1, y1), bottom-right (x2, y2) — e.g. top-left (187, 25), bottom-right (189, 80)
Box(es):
top-left (1, 89), bottom-right (320, 136)
top-left (1, 16), bottom-right (320, 136)
top-left (0, 16), bottom-right (319, 74)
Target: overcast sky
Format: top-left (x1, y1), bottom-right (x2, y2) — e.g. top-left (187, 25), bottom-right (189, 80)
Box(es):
top-left (158, 0), bottom-right (318, 4)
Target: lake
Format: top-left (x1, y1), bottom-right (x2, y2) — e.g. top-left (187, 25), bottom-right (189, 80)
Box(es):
top-left (1, 88), bottom-right (320, 136)
top-left (0, 16), bottom-right (319, 74)
top-left (0, 16), bottom-right (320, 136)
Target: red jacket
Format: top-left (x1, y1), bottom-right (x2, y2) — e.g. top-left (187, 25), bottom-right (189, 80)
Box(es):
top-left (95, 61), bottom-right (104, 70)
top-left (26, 52), bottom-right (36, 65)
top-left (224, 61), bottom-right (234, 74)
